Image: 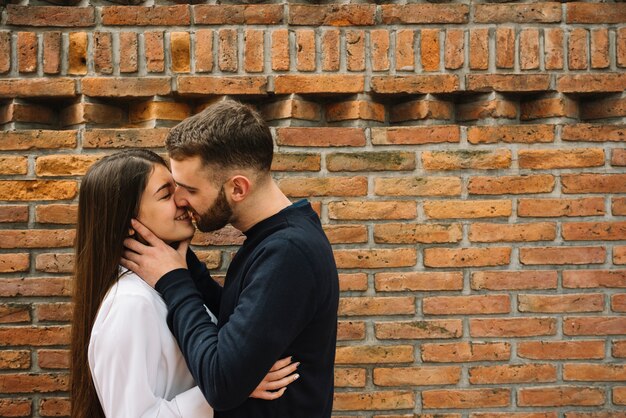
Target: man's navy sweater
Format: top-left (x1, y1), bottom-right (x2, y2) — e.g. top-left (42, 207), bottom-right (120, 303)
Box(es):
top-left (155, 201), bottom-right (339, 417)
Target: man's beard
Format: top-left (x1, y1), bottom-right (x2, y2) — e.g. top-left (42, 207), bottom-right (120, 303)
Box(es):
top-left (194, 186), bottom-right (233, 232)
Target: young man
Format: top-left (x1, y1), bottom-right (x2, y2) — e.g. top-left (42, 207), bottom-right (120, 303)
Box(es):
top-left (121, 100), bottom-right (339, 417)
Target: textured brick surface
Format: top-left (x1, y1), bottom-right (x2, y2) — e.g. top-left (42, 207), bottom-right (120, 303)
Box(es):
top-left (0, 1), bottom-right (624, 416)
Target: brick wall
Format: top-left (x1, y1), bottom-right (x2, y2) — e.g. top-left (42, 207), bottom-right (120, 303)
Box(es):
top-left (0, 1), bottom-right (625, 417)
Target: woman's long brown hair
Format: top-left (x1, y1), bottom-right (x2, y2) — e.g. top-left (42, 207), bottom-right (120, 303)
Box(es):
top-left (71, 150), bottom-right (167, 418)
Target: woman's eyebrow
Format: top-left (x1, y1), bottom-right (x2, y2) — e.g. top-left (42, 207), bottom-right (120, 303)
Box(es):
top-left (153, 183), bottom-right (171, 196)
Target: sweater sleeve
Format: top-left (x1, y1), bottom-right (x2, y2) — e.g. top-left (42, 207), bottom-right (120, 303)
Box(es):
top-left (88, 294), bottom-right (214, 418)
top-left (186, 248), bottom-right (222, 314)
top-left (156, 240), bottom-right (318, 411)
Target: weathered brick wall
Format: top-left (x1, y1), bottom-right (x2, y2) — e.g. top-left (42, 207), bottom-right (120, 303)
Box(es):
top-left (0, 1), bottom-right (625, 417)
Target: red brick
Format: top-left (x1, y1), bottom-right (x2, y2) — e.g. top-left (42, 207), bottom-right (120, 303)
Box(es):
top-left (0, 130), bottom-right (76, 151)
top-left (327, 100), bottom-right (385, 123)
top-left (581, 97), bottom-right (626, 120)
top-left (420, 29), bottom-right (440, 72)
top-left (472, 271), bottom-right (558, 291)
top-left (101, 6), bottom-right (190, 26)
top-left (218, 29), bottom-right (238, 73)
top-left (381, 4), bottom-right (469, 24)
top-left (424, 247), bottom-right (510, 268)
top-left (338, 273), bottom-right (367, 292)
top-left (372, 126), bottom-right (460, 145)
top-left (558, 73), bottom-right (626, 93)
top-left (93, 32), bottom-right (113, 74)
top-left (335, 345), bottom-right (413, 364)
top-left (262, 99), bottom-right (320, 122)
top-left (564, 363), bottom-right (626, 382)
top-left (375, 176), bottom-right (461, 197)
top-left (371, 30), bottom-right (390, 72)
top-left (615, 247), bottom-right (626, 265)
top-left (39, 397), bottom-right (70, 417)
top-left (390, 99), bottom-right (452, 122)
top-left (518, 386), bottom-right (605, 407)
top-left (0, 326), bottom-right (70, 347)
top-left (329, 201), bottom-right (416, 221)
top-left (36, 303), bottom-right (72, 322)
top-left (320, 29), bottom-right (340, 72)
top-left (337, 321), bottom-right (365, 341)
top-left (373, 366), bottom-right (460, 386)
top-left (519, 294), bottom-right (604, 313)
top-left (60, 102), bottom-right (124, 127)
top-left (82, 77), bottom-right (170, 98)
top-left (375, 320), bottom-right (462, 340)
top-left (518, 197), bottom-right (605, 218)
top-left (422, 389), bottom-right (510, 409)
top-left (333, 249), bottom-right (416, 269)
top-left (421, 342), bottom-right (510, 363)
top-left (346, 30), bottom-right (365, 72)
top-left (0, 156), bottom-right (28, 175)
top-left (177, 76), bottom-right (266, 96)
top-left (496, 27), bottom-right (515, 69)
top-left (35, 253), bottom-right (74, 273)
top-left (83, 128), bottom-right (169, 148)
top-left (591, 29), bottom-right (610, 69)
top-left (469, 174), bottom-right (554, 195)
top-left (374, 223), bottom-right (461, 244)
top-left (562, 221), bottom-right (626, 241)
top-left (613, 198), bottom-right (626, 215)
top-left (7, 5), bottom-right (95, 27)
top-left (614, 341), bottom-right (626, 358)
top-left (468, 124), bottom-right (555, 144)
top-left (335, 368), bottom-right (365, 388)
top-left (0, 254), bottom-right (29, 273)
top-left (375, 272), bottom-right (463, 292)
top-left (474, 2), bottom-right (561, 23)
top-left (289, 4), bottom-right (376, 26)
top-left (470, 364), bottom-right (556, 384)
top-left (17, 32), bottom-right (37, 74)
top-left (568, 28), bottom-right (588, 70)
top-left (278, 177), bottom-right (367, 198)
top-left (193, 4), bottom-right (283, 25)
top-left (327, 151), bottom-right (414, 172)
top-left (0, 277), bottom-right (70, 297)
top-left (395, 29), bottom-right (415, 71)
top-left (0, 350), bottom-right (30, 370)
top-left (0, 102), bottom-right (56, 126)
top-left (190, 30), bottom-right (212, 73)
top-left (545, 28), bottom-right (564, 69)
top-left (169, 32), bottom-right (189, 74)
top-left (371, 75), bottom-right (459, 94)
top-left (614, 387), bottom-right (626, 405)
top-left (520, 29), bottom-right (540, 70)
top-left (469, 29), bottom-right (489, 70)
top-left (42, 32), bottom-right (61, 75)
top-left (562, 174), bottom-right (626, 194)
top-left (613, 294), bottom-right (626, 312)
top-left (0, 205), bottom-right (28, 223)
top-left (457, 99), bottom-right (517, 122)
top-left (518, 340), bottom-right (605, 360)
top-left (129, 101), bottom-right (190, 124)
top-left (323, 225), bottom-right (366, 245)
top-left (445, 29), bottom-right (465, 70)
top-left (520, 148), bottom-right (604, 169)
top-left (425, 200), bottom-right (512, 220)
top-left (243, 29), bottom-right (264, 73)
top-left (0, 305), bottom-right (30, 324)
top-left (424, 149), bottom-right (511, 170)
top-left (424, 294), bottom-right (509, 315)
top-left (276, 127), bottom-right (365, 147)
top-left (35, 204), bottom-right (77, 225)
top-left (0, 230), bottom-right (74, 249)
top-left (565, 316), bottom-right (626, 336)
top-left (275, 75), bottom-right (365, 94)
top-left (469, 222), bottom-right (555, 243)
top-left (521, 96), bottom-right (578, 120)
top-left (271, 29), bottom-right (289, 72)
top-left (562, 124), bottom-right (626, 142)
top-left (467, 74), bottom-right (551, 93)
top-left (564, 270), bottom-right (626, 289)
top-left (566, 3), bottom-right (626, 24)
top-left (192, 227), bottom-right (244, 247)
top-left (0, 373), bottom-right (68, 394)
top-left (0, 32), bottom-right (10, 74)
top-left (470, 317), bottom-right (556, 338)
top-left (0, 181), bottom-right (77, 201)
top-left (521, 246), bottom-right (605, 265)
top-left (333, 391), bottom-right (414, 411)
top-left (619, 28), bottom-right (626, 68)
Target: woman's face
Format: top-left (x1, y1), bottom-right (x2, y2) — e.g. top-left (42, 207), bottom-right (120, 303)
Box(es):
top-left (136, 163), bottom-right (195, 244)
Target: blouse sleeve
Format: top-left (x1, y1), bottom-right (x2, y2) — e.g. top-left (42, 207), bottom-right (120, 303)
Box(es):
top-left (88, 293), bottom-right (214, 418)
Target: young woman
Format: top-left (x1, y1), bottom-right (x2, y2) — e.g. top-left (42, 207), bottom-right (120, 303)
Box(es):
top-left (71, 150), bottom-right (297, 418)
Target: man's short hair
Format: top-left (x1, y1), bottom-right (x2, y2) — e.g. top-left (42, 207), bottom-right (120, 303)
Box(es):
top-left (166, 100), bottom-right (273, 175)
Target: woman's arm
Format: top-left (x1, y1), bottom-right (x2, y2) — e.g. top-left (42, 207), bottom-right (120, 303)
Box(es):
top-left (88, 293), bottom-right (214, 418)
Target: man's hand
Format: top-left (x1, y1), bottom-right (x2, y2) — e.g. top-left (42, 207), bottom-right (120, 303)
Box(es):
top-left (121, 219), bottom-right (189, 288)
top-left (250, 356), bottom-right (300, 400)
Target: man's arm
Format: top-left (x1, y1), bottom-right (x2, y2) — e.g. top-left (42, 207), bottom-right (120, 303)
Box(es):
top-left (156, 240), bottom-right (317, 410)
top-left (186, 248), bottom-right (222, 314)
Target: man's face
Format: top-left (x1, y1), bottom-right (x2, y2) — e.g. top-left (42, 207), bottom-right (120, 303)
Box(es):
top-left (170, 156), bottom-right (233, 232)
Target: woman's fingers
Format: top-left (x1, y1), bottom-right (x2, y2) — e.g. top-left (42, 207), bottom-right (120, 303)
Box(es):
top-left (261, 373), bottom-right (299, 391)
top-left (269, 356), bottom-right (292, 372)
top-left (252, 387), bottom-right (287, 401)
top-left (266, 361), bottom-right (299, 381)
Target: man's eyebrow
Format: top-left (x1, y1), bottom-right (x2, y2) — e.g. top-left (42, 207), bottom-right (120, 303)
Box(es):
top-left (153, 183), bottom-right (170, 196)
top-left (175, 181), bottom-right (198, 191)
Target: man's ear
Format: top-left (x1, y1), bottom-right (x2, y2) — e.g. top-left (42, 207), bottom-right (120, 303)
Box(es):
top-left (227, 175), bottom-right (251, 202)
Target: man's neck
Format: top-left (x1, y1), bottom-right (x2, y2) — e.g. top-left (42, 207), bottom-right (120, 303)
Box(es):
top-left (231, 180), bottom-right (293, 233)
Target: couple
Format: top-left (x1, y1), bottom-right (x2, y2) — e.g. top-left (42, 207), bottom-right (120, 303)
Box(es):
top-left (70, 100), bottom-right (340, 417)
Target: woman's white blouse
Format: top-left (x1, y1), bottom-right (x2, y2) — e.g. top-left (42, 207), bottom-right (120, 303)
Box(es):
top-left (88, 270), bottom-right (214, 418)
